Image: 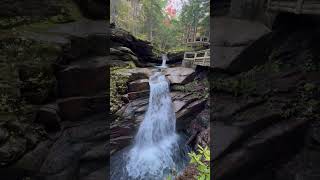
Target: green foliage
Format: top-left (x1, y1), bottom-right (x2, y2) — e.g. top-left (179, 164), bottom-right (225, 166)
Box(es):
top-left (0, 37), bottom-right (60, 122)
top-left (110, 65), bottom-right (134, 113)
top-left (172, 79), bottom-right (209, 99)
top-left (303, 59), bottom-right (320, 72)
top-left (212, 76), bottom-right (257, 97)
top-left (188, 145), bottom-right (210, 180)
top-left (111, 0), bottom-right (209, 52)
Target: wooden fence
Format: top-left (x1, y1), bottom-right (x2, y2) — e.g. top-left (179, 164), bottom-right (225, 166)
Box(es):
top-left (185, 36), bottom-right (210, 47)
top-left (267, 0), bottom-right (320, 15)
top-left (183, 49), bottom-right (210, 67)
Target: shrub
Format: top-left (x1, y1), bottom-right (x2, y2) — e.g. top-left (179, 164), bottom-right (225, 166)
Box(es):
top-left (188, 145), bottom-right (210, 180)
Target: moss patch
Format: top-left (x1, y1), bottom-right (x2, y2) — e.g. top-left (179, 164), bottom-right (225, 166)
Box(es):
top-left (110, 63), bottom-right (136, 114)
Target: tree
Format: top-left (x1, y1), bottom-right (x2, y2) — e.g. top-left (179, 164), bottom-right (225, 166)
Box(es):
top-left (110, 0), bottom-right (210, 52)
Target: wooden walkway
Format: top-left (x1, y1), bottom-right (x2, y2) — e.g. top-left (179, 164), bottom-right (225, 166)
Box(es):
top-left (267, 0), bottom-right (320, 15)
top-left (183, 49), bottom-right (210, 67)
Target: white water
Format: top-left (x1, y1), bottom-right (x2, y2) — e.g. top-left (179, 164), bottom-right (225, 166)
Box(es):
top-left (159, 54), bottom-right (168, 68)
top-left (126, 72), bottom-right (179, 179)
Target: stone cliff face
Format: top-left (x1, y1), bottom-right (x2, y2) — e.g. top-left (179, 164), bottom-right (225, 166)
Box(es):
top-left (212, 11), bottom-right (320, 180)
top-left (0, 1), bottom-right (110, 179)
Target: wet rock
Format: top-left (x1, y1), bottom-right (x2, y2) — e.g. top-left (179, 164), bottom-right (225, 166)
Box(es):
top-left (46, 20), bottom-right (107, 59)
top-left (128, 79), bottom-right (149, 92)
top-left (212, 95), bottom-right (264, 122)
top-left (215, 118), bottom-right (309, 180)
top-left (80, 167), bottom-right (106, 180)
top-left (173, 100), bottom-right (187, 112)
top-left (125, 91), bottom-right (150, 101)
top-left (58, 95), bottom-right (107, 121)
top-left (127, 68), bottom-right (154, 79)
top-left (196, 127), bottom-right (210, 148)
top-left (176, 100), bottom-right (206, 130)
top-left (176, 164), bottom-right (198, 180)
top-left (12, 141), bottom-right (53, 173)
top-left (110, 119), bottom-right (136, 154)
top-left (0, 127), bottom-right (9, 144)
top-left (232, 103), bottom-right (282, 132)
top-left (271, 72), bottom-right (304, 92)
top-left (0, 136), bottom-right (27, 166)
top-left (81, 142), bottom-right (107, 161)
top-left (212, 122), bottom-right (243, 160)
top-left (74, 0), bottom-right (107, 19)
top-left (212, 17), bottom-right (271, 73)
top-left (164, 67), bottom-right (196, 84)
top-left (36, 104), bottom-right (61, 132)
top-left (35, 116), bottom-right (108, 179)
top-left (0, 0), bottom-right (63, 18)
top-left (57, 56), bottom-right (109, 97)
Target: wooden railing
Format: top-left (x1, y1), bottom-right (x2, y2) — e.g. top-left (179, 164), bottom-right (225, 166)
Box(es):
top-left (183, 49), bottom-right (210, 67)
top-left (185, 36), bottom-right (210, 46)
top-left (267, 0), bottom-right (320, 15)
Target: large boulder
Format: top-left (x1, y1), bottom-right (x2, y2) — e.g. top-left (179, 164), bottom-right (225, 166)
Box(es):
top-left (214, 118), bottom-right (309, 180)
top-left (0, 136), bottom-right (27, 167)
top-left (58, 95), bottom-right (107, 121)
top-left (36, 104), bottom-right (61, 132)
top-left (164, 67), bottom-right (196, 85)
top-left (57, 56), bottom-right (109, 97)
top-left (111, 27), bottom-right (155, 63)
top-left (212, 17), bottom-right (271, 74)
top-left (128, 79), bottom-right (149, 92)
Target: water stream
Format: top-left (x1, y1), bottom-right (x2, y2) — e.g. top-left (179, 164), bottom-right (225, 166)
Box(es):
top-left (161, 54), bottom-right (168, 68)
top-left (110, 72), bottom-right (189, 180)
top-left (156, 54), bottom-right (168, 68)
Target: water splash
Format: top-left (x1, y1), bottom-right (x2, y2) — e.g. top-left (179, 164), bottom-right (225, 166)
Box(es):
top-left (110, 72), bottom-right (189, 180)
top-left (126, 72), bottom-right (179, 179)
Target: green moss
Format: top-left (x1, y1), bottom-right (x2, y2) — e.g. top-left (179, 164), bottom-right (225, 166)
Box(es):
top-left (0, 37), bottom-right (61, 121)
top-left (110, 65), bottom-right (133, 114)
top-left (171, 79), bottom-right (209, 100)
top-left (212, 75), bottom-right (257, 97)
top-left (0, 0), bottom-right (82, 31)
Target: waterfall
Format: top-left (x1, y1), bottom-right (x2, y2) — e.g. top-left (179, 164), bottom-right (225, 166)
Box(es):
top-left (160, 54), bottom-right (168, 68)
top-left (125, 72), bottom-right (180, 179)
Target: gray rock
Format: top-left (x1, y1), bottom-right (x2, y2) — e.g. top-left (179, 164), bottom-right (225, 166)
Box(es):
top-left (215, 118), bottom-right (310, 180)
top-left (212, 17), bottom-right (271, 73)
top-left (58, 95), bottom-right (107, 121)
top-left (212, 122), bottom-right (243, 160)
top-left (0, 127), bottom-right (9, 144)
top-left (124, 91), bottom-right (150, 101)
top-left (164, 67), bottom-right (196, 85)
top-left (128, 79), bottom-right (149, 92)
top-left (36, 104), bottom-right (61, 132)
top-left (12, 141), bottom-right (53, 173)
top-left (0, 137), bottom-right (27, 166)
top-left (57, 56), bottom-right (109, 97)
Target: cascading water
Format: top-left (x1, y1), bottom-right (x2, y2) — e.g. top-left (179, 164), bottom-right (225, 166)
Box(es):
top-left (155, 54), bottom-right (168, 68)
top-left (126, 72), bottom-right (179, 179)
top-left (110, 71), bottom-right (189, 180)
top-left (160, 54), bottom-right (168, 68)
